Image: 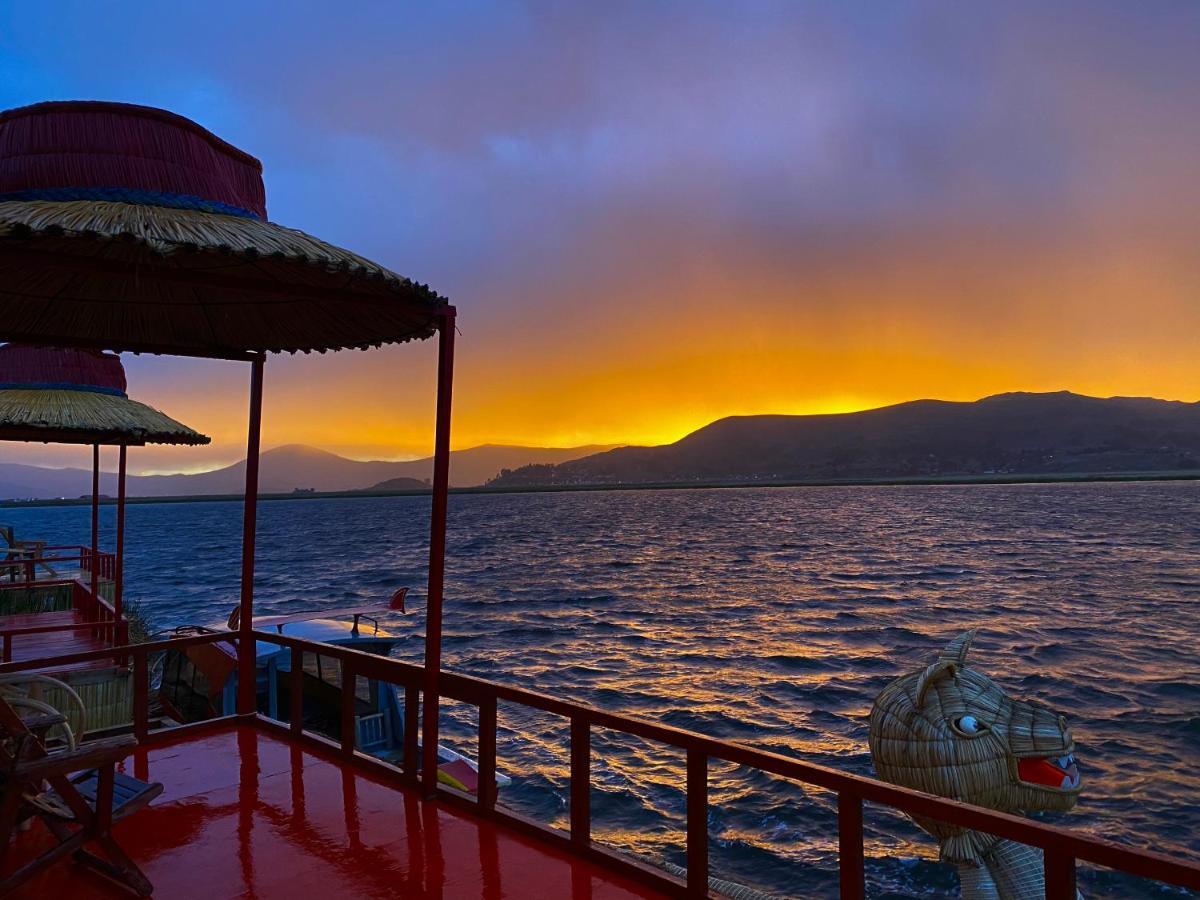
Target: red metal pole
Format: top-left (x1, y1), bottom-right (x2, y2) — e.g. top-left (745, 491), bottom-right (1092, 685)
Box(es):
top-left (686, 749), bottom-right (708, 896)
top-left (838, 792), bottom-right (866, 900)
top-left (421, 309), bottom-right (456, 797)
top-left (237, 355), bottom-right (266, 715)
top-left (115, 444), bottom-right (127, 646)
top-left (570, 715), bottom-right (591, 847)
top-left (90, 443), bottom-right (99, 607)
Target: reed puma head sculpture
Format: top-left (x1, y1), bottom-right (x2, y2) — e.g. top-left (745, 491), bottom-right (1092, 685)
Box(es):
top-left (868, 630), bottom-right (1081, 864)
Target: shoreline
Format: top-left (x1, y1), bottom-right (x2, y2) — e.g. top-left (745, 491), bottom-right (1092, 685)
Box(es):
top-left (3, 468), bottom-right (1197, 509)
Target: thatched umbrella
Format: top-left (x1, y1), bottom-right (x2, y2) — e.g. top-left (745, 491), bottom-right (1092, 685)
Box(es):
top-left (0, 100), bottom-right (447, 357)
top-left (0, 341), bottom-right (210, 635)
top-left (0, 101), bottom-right (455, 793)
top-left (0, 343), bottom-right (208, 446)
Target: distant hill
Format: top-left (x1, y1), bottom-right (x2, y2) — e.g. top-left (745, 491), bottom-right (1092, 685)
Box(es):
top-left (360, 477), bottom-right (430, 492)
top-left (0, 463), bottom-right (101, 501)
top-left (361, 443), bottom-right (619, 490)
top-left (0, 442), bottom-right (618, 500)
top-left (488, 392), bottom-right (1200, 487)
top-left (130, 445), bottom-right (410, 496)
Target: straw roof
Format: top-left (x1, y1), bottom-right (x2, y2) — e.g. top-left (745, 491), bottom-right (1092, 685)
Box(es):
top-left (0, 101), bottom-right (448, 357)
top-left (0, 343), bottom-right (209, 446)
top-left (0, 388), bottom-right (209, 446)
top-left (0, 201), bottom-right (446, 356)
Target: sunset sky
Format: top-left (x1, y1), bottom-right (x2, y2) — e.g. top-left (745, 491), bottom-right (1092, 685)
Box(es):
top-left (2, 2), bottom-right (1199, 474)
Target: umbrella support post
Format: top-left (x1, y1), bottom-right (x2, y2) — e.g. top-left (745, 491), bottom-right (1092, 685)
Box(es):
top-left (237, 355), bottom-right (265, 715)
top-left (421, 311), bottom-right (456, 797)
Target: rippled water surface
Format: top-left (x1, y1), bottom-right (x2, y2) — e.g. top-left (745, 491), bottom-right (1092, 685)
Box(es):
top-left (7, 482), bottom-right (1199, 897)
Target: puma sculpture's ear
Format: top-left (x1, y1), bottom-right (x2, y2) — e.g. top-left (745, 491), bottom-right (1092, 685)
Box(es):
top-left (916, 659), bottom-right (957, 708)
top-left (939, 629), bottom-right (976, 667)
top-left (915, 631), bottom-right (976, 707)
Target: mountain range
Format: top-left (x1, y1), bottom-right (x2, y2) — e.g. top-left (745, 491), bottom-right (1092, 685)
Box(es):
top-left (488, 392), bottom-right (1200, 487)
top-left (0, 443), bottom-right (616, 500)
top-left (5, 392), bottom-right (1198, 500)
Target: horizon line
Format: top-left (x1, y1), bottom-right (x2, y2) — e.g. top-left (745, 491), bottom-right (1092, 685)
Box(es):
top-left (1, 387), bottom-right (1196, 479)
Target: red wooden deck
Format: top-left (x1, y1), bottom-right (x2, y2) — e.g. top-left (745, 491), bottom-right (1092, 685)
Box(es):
top-left (10, 723), bottom-right (666, 899)
top-left (2, 609), bottom-right (110, 671)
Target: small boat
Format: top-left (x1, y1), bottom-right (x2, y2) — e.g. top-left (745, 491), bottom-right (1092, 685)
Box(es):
top-left (159, 592), bottom-right (509, 795)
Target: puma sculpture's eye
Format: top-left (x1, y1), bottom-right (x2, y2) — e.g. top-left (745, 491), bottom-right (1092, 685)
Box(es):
top-left (952, 715), bottom-right (990, 737)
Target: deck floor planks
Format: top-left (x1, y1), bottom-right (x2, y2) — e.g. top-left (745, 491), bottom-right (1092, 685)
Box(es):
top-left (9, 723), bottom-right (667, 899)
top-left (2, 608), bottom-right (111, 671)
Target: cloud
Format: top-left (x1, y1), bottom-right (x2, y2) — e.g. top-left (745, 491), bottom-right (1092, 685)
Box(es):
top-left (1, 2), bottom-right (1199, 472)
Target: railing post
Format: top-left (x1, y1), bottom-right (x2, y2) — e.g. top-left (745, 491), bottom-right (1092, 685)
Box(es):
top-left (404, 684), bottom-right (419, 779)
top-left (290, 649), bottom-right (304, 735)
top-left (341, 660), bottom-right (356, 758)
top-left (133, 650), bottom-right (149, 741)
top-left (478, 695), bottom-right (497, 810)
top-left (838, 791), bottom-right (865, 900)
top-left (687, 748), bottom-right (708, 897)
top-left (570, 715), bottom-right (591, 849)
top-left (1044, 850), bottom-right (1077, 899)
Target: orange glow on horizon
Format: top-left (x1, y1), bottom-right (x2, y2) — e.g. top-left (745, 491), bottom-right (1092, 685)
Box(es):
top-left (12, 214), bottom-right (1200, 479)
top-left (6, 148), bottom-right (1200, 478)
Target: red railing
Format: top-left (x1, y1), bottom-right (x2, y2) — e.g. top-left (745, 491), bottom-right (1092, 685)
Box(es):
top-left (2, 631), bottom-right (1198, 899)
top-left (0, 563), bottom-right (127, 660)
top-left (73, 578), bottom-right (127, 648)
top-left (245, 631), bottom-right (1200, 900)
top-left (0, 616), bottom-right (125, 663)
top-left (0, 631), bottom-right (232, 741)
top-left (79, 546), bottom-right (116, 581)
top-left (0, 546), bottom-right (115, 584)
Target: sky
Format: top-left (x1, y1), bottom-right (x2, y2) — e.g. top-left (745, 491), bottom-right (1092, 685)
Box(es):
top-left (2, 2), bottom-right (1199, 474)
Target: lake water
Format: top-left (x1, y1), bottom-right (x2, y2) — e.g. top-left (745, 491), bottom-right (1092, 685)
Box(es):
top-left (6, 482), bottom-right (1199, 898)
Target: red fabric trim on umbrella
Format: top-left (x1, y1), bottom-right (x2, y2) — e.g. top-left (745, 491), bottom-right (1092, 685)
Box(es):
top-left (0, 100), bottom-right (266, 219)
top-left (0, 343), bottom-right (126, 394)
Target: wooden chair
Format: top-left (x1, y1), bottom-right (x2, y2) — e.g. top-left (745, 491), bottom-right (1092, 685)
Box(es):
top-left (0, 693), bottom-right (162, 896)
top-left (0, 526), bottom-right (53, 582)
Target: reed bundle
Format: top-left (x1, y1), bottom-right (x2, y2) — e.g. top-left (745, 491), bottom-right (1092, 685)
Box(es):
top-left (0, 388), bottom-right (208, 445)
top-left (0, 199), bottom-right (444, 355)
top-left (868, 631), bottom-right (1079, 865)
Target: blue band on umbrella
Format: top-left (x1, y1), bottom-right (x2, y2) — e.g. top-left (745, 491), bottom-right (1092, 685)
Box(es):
top-left (0, 186), bottom-right (261, 220)
top-left (0, 382), bottom-right (127, 397)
